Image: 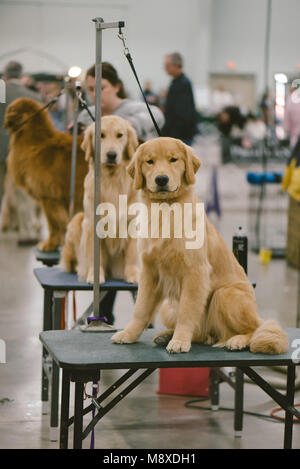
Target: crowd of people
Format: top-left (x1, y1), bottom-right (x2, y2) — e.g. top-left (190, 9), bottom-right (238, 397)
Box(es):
top-left (0, 53), bottom-right (200, 243)
top-left (1, 52), bottom-right (300, 265)
top-left (1, 55), bottom-right (300, 197)
top-left (3, 55), bottom-right (299, 175)
top-left (0, 51), bottom-right (199, 191)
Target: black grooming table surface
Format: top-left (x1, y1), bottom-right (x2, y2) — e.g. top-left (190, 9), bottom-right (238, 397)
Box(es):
top-left (34, 247), bottom-right (61, 266)
top-left (40, 328), bottom-right (300, 370)
top-left (34, 266), bottom-right (138, 291)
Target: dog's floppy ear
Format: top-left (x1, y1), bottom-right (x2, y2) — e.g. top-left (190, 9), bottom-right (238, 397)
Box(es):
top-left (127, 144), bottom-right (144, 189)
top-left (124, 121), bottom-right (139, 160)
top-left (182, 143), bottom-right (201, 185)
top-left (81, 123), bottom-right (95, 161)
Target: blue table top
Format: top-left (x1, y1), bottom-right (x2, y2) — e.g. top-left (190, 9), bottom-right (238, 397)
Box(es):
top-left (34, 267), bottom-right (138, 291)
top-left (39, 328), bottom-right (300, 370)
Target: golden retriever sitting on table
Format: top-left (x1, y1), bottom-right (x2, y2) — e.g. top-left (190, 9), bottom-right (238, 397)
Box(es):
top-left (112, 137), bottom-right (288, 354)
top-left (60, 115), bottom-right (140, 285)
top-left (4, 98), bottom-right (88, 251)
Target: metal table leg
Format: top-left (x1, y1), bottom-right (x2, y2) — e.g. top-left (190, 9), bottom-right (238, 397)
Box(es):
top-left (73, 381), bottom-right (84, 449)
top-left (41, 289), bottom-right (53, 414)
top-left (284, 365), bottom-right (296, 449)
top-left (209, 368), bottom-right (220, 411)
top-left (60, 369), bottom-right (71, 449)
top-left (234, 368), bottom-right (244, 437)
top-left (50, 290), bottom-right (65, 441)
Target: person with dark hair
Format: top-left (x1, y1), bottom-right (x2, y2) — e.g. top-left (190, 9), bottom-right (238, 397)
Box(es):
top-left (78, 62), bottom-right (164, 141)
top-left (162, 52), bottom-right (197, 145)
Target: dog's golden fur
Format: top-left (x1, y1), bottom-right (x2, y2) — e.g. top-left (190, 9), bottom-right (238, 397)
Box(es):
top-left (112, 137), bottom-right (288, 354)
top-left (60, 115), bottom-right (140, 284)
top-left (4, 98), bottom-right (88, 251)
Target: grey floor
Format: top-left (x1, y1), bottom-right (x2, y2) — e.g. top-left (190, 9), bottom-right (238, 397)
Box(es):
top-left (0, 141), bottom-right (300, 449)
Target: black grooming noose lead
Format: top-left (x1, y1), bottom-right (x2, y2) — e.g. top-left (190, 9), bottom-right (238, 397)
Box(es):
top-left (118, 26), bottom-right (162, 137)
top-left (15, 91), bottom-right (64, 131)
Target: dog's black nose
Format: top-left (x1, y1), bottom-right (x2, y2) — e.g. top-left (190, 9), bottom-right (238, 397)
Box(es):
top-left (106, 151), bottom-right (117, 162)
top-left (155, 175), bottom-right (169, 187)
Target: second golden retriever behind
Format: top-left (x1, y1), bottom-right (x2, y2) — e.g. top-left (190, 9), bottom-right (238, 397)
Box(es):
top-left (60, 115), bottom-right (140, 285)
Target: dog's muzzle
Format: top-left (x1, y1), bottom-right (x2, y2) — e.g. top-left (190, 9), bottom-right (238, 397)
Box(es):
top-left (155, 174), bottom-right (169, 191)
top-left (106, 151), bottom-right (117, 165)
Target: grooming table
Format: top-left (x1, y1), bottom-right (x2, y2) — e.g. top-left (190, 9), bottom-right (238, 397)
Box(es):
top-left (40, 328), bottom-right (300, 449)
top-left (34, 247), bottom-right (61, 267)
top-left (34, 266), bottom-right (137, 440)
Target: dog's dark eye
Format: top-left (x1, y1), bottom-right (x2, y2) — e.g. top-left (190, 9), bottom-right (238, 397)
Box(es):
top-left (146, 159), bottom-right (154, 165)
top-left (101, 132), bottom-right (105, 138)
top-left (117, 133), bottom-right (123, 138)
top-left (170, 157), bottom-right (177, 163)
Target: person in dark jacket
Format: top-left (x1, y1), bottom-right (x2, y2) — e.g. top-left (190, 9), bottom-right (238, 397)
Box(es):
top-left (162, 52), bottom-right (197, 145)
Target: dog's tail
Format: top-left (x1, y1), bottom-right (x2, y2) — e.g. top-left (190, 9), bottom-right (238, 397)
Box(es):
top-left (250, 319), bottom-right (289, 355)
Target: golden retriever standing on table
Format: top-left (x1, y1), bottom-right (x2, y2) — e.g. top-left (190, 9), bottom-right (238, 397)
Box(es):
top-left (4, 98), bottom-right (88, 251)
top-left (60, 116), bottom-right (140, 284)
top-left (112, 137), bottom-right (288, 354)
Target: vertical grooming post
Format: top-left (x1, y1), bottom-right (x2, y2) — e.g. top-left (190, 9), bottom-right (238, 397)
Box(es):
top-left (69, 82), bottom-right (81, 219)
top-left (92, 18), bottom-right (125, 320)
top-left (93, 17), bottom-right (103, 318)
top-left (64, 76), bottom-right (71, 132)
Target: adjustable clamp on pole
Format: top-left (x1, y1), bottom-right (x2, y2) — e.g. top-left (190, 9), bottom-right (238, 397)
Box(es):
top-left (76, 88), bottom-right (95, 123)
top-left (118, 27), bottom-right (130, 58)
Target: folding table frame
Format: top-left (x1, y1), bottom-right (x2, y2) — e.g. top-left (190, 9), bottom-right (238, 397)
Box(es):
top-left (40, 328), bottom-right (300, 449)
top-left (34, 266), bottom-right (137, 440)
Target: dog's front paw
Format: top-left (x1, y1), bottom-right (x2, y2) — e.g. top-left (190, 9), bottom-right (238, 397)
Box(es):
top-left (166, 338), bottom-right (191, 354)
top-left (124, 265), bottom-right (139, 284)
top-left (225, 335), bottom-right (249, 351)
top-left (86, 268), bottom-right (94, 284)
top-left (86, 266), bottom-right (105, 284)
top-left (99, 266), bottom-right (105, 285)
top-left (59, 260), bottom-right (71, 273)
top-left (111, 330), bottom-right (138, 344)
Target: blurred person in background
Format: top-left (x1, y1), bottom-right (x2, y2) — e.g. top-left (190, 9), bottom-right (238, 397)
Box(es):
top-left (162, 52), bottom-right (197, 145)
top-left (211, 85), bottom-right (234, 114)
top-left (216, 105), bottom-right (247, 164)
top-left (44, 80), bottom-right (65, 131)
top-left (284, 83), bottom-right (300, 149)
top-left (260, 88), bottom-right (274, 128)
top-left (20, 74), bottom-right (39, 93)
top-left (78, 62), bottom-right (164, 142)
top-left (143, 80), bottom-right (159, 107)
top-left (243, 113), bottom-right (267, 142)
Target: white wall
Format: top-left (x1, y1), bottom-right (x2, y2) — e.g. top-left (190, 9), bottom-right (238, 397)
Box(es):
top-left (0, 0), bottom-right (212, 100)
top-left (210, 0), bottom-right (300, 102)
top-left (2, 0), bottom-right (299, 106)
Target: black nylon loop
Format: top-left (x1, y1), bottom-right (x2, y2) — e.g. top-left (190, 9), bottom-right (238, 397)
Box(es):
top-left (124, 52), bottom-right (162, 137)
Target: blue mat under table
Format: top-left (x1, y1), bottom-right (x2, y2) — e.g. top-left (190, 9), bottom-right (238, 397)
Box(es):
top-left (40, 327), bottom-right (300, 449)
